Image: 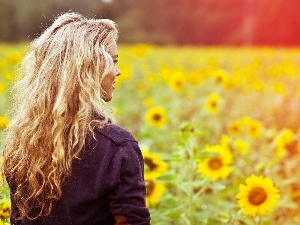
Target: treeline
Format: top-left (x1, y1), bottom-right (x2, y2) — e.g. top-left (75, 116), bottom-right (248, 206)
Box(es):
top-left (1, 0), bottom-right (300, 45)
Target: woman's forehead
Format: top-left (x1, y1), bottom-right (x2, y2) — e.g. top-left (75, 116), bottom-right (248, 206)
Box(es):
top-left (108, 41), bottom-right (118, 58)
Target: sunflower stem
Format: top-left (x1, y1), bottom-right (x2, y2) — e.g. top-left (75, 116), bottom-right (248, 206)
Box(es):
top-left (257, 216), bottom-right (262, 225)
top-left (187, 134), bottom-right (196, 225)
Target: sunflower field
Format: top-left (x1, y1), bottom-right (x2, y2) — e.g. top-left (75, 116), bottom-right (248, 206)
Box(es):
top-left (1, 42), bottom-right (300, 225)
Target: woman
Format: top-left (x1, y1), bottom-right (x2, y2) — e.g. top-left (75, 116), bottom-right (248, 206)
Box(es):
top-left (2, 12), bottom-right (150, 225)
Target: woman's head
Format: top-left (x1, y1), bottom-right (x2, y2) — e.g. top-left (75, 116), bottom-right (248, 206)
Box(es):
top-left (2, 12), bottom-right (119, 219)
top-left (31, 11), bottom-right (119, 105)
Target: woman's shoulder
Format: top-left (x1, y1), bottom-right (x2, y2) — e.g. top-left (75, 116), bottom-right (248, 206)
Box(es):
top-left (95, 123), bottom-right (137, 146)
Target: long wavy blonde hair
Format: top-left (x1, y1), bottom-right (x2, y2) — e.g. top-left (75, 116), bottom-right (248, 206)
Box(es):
top-left (2, 12), bottom-right (118, 219)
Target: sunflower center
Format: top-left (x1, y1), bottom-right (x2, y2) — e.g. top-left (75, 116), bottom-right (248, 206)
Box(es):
top-left (217, 76), bottom-right (224, 83)
top-left (144, 158), bottom-right (158, 171)
top-left (248, 187), bottom-right (267, 205)
top-left (233, 126), bottom-right (239, 132)
top-left (210, 101), bottom-right (217, 108)
top-left (208, 157), bottom-right (223, 170)
top-left (176, 80), bottom-right (183, 87)
top-left (146, 180), bottom-right (154, 196)
top-left (152, 113), bottom-right (162, 121)
top-left (3, 207), bottom-right (9, 213)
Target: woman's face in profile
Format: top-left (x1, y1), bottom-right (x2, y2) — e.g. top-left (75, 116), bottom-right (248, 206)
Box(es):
top-left (101, 41), bottom-right (121, 102)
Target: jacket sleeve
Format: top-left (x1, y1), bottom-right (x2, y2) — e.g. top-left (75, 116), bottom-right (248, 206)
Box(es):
top-left (106, 140), bottom-right (151, 225)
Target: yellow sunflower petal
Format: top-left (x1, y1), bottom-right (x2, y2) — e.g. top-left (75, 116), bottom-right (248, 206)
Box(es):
top-left (236, 175), bottom-right (280, 217)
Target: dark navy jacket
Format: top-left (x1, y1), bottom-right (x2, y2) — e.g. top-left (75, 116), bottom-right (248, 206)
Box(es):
top-left (9, 124), bottom-right (151, 225)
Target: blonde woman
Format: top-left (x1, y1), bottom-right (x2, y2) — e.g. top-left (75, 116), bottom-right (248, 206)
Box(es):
top-left (2, 12), bottom-right (150, 225)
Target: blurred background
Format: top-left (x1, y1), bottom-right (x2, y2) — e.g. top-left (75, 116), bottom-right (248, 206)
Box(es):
top-left (2, 1), bottom-right (300, 224)
top-left (1, 0), bottom-right (300, 46)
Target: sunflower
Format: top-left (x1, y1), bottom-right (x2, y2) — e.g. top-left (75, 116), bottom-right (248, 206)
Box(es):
top-left (145, 179), bottom-right (166, 207)
top-left (212, 68), bottom-right (229, 87)
top-left (142, 150), bottom-right (168, 180)
top-left (227, 119), bottom-right (244, 136)
top-left (145, 106), bottom-right (168, 128)
top-left (186, 70), bottom-right (203, 85)
top-left (3, 71), bottom-right (16, 82)
top-left (233, 138), bottom-right (250, 155)
top-left (272, 82), bottom-right (286, 95)
top-left (250, 80), bottom-right (264, 92)
top-left (197, 145), bottom-right (233, 182)
top-left (204, 93), bottom-right (221, 114)
top-left (236, 175), bottom-right (280, 217)
top-left (169, 71), bottom-right (185, 92)
top-left (0, 221), bottom-right (9, 225)
top-left (0, 116), bottom-right (10, 129)
top-left (160, 66), bottom-right (172, 83)
top-left (243, 118), bottom-right (262, 140)
top-left (274, 128), bottom-right (294, 160)
top-left (6, 52), bottom-right (22, 66)
top-left (0, 200), bottom-right (10, 220)
top-left (0, 82), bottom-right (7, 93)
